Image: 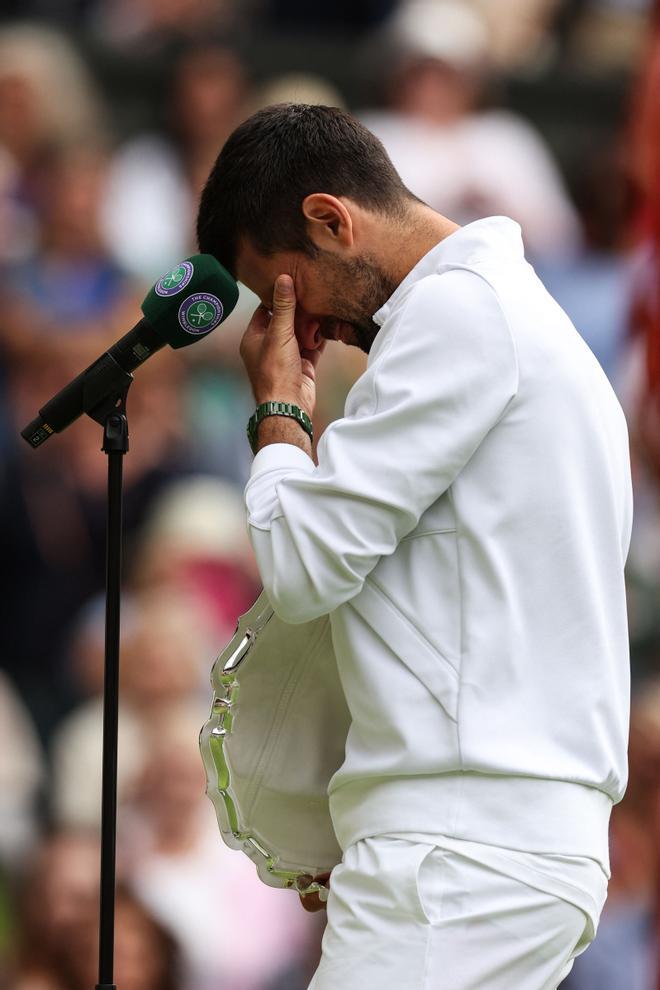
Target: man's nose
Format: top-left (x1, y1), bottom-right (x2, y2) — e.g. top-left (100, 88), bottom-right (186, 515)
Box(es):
top-left (294, 311), bottom-right (322, 351)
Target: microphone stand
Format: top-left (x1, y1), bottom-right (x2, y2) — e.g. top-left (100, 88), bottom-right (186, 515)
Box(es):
top-left (86, 378), bottom-right (132, 990)
top-left (22, 352), bottom-right (136, 986)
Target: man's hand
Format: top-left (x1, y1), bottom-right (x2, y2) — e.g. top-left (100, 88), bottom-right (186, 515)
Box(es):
top-left (298, 872), bottom-right (331, 912)
top-left (240, 275), bottom-right (323, 420)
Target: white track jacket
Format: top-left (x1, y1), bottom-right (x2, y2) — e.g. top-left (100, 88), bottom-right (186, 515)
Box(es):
top-left (244, 217), bottom-right (633, 873)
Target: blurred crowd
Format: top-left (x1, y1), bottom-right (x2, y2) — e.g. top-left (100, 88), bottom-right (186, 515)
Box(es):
top-left (0, 0), bottom-right (659, 987)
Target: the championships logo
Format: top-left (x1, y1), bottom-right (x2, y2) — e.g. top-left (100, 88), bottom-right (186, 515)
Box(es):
top-left (178, 293), bottom-right (224, 335)
top-left (155, 260), bottom-right (194, 297)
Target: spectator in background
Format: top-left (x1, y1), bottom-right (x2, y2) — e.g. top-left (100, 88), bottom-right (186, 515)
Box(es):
top-left (130, 476), bottom-right (260, 640)
top-left (627, 1), bottom-right (660, 485)
top-left (90, 0), bottom-right (238, 53)
top-left (615, 1), bottom-right (660, 631)
top-left (562, 683), bottom-right (660, 990)
top-left (535, 145), bottom-right (635, 383)
top-left (11, 829), bottom-right (103, 988)
top-left (0, 138), bottom-right (191, 744)
top-left (0, 143), bottom-right (138, 365)
top-left (0, 139), bottom-right (141, 459)
top-left (123, 707), bottom-right (322, 990)
top-left (469, 0), bottom-right (563, 71)
top-left (51, 589), bottom-right (211, 828)
top-left (0, 673), bottom-right (44, 869)
top-left (102, 44), bottom-right (247, 282)
top-left (12, 830), bottom-right (182, 990)
top-left (561, 0), bottom-right (650, 72)
top-left (0, 146), bottom-right (34, 269)
top-left (0, 22), bottom-right (107, 265)
top-left (0, 22), bottom-right (115, 472)
top-left (56, 885), bottom-right (183, 990)
top-left (562, 10), bottom-right (660, 986)
top-left (362, 0), bottom-right (581, 259)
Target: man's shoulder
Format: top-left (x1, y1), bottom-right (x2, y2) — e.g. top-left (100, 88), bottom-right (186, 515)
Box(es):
top-left (363, 266), bottom-right (519, 404)
top-left (390, 266), bottom-right (510, 336)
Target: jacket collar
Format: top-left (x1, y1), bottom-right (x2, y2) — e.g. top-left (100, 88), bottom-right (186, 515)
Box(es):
top-left (372, 216), bottom-right (524, 329)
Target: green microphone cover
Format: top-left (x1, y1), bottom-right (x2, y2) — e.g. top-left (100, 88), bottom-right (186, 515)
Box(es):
top-left (141, 254), bottom-right (239, 348)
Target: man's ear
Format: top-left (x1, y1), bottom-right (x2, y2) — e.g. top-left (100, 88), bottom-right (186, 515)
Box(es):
top-left (302, 193), bottom-right (354, 250)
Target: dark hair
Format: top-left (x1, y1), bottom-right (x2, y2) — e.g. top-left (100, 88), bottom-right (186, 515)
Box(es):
top-left (196, 103), bottom-right (414, 275)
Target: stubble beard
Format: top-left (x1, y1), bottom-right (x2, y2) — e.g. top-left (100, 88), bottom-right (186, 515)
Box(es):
top-left (319, 252), bottom-right (399, 354)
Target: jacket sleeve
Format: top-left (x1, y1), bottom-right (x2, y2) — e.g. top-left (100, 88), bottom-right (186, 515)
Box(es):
top-left (244, 269), bottom-right (519, 623)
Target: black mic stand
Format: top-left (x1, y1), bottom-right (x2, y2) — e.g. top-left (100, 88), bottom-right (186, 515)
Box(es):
top-left (86, 378), bottom-right (132, 990)
top-left (21, 343), bottom-right (151, 988)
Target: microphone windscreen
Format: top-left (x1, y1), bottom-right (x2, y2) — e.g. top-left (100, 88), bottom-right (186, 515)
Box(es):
top-left (141, 254), bottom-right (239, 349)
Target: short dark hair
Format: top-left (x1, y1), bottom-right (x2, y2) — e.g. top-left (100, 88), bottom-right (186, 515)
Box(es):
top-left (196, 103), bottom-right (414, 275)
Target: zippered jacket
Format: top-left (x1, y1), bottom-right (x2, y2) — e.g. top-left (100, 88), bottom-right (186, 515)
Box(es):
top-left (245, 217), bottom-right (633, 871)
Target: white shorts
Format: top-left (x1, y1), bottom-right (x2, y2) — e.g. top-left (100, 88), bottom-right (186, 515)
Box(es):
top-left (308, 835), bottom-right (603, 990)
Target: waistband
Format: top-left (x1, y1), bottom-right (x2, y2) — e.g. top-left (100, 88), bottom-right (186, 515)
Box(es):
top-left (329, 772), bottom-right (613, 872)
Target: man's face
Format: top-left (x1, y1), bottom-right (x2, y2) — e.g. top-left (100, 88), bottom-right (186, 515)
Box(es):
top-left (235, 238), bottom-right (398, 355)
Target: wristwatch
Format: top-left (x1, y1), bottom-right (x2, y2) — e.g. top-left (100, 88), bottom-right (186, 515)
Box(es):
top-left (247, 401), bottom-right (314, 454)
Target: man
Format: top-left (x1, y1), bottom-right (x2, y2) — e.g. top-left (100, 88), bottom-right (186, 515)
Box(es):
top-left (197, 104), bottom-right (633, 990)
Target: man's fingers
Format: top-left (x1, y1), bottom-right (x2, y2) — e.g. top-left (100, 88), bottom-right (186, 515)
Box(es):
top-left (245, 304), bottom-right (271, 337)
top-left (270, 274), bottom-right (296, 333)
top-left (301, 341), bottom-right (325, 367)
top-left (298, 872), bottom-right (331, 912)
top-left (274, 273), bottom-right (295, 302)
top-left (240, 306), bottom-right (269, 364)
top-left (299, 891), bottom-right (327, 912)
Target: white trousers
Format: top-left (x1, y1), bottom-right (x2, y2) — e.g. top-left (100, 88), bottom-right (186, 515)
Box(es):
top-left (308, 836), bottom-right (597, 990)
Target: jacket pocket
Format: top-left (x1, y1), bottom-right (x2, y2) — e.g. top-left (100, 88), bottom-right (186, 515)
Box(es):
top-left (351, 576), bottom-right (459, 722)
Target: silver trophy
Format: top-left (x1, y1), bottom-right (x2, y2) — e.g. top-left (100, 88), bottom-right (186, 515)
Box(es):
top-left (200, 592), bottom-right (351, 900)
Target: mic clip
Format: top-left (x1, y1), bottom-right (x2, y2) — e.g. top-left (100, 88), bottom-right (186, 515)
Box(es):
top-left (21, 354), bottom-right (133, 448)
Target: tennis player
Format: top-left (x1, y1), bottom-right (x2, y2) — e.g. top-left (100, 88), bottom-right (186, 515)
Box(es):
top-left (197, 104), bottom-right (633, 990)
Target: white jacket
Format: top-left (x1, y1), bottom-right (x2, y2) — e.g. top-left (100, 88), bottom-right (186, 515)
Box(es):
top-left (245, 217), bottom-right (633, 870)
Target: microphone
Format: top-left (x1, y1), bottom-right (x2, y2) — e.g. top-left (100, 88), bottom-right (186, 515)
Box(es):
top-left (21, 254), bottom-right (239, 448)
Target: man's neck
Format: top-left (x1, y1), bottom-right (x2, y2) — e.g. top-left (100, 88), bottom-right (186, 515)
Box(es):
top-left (386, 205), bottom-right (460, 287)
